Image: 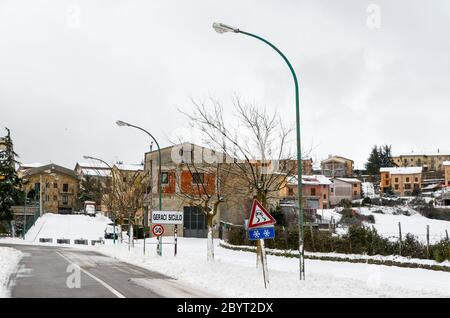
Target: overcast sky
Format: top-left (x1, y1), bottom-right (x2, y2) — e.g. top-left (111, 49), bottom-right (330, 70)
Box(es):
top-left (1, 0), bottom-right (449, 170)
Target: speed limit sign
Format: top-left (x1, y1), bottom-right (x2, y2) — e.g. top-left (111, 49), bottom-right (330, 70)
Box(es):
top-left (152, 224), bottom-right (164, 237)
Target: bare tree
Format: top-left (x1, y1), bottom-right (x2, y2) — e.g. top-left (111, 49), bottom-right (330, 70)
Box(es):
top-left (100, 166), bottom-right (148, 244)
top-left (180, 97), bottom-right (309, 264)
top-left (181, 97), bottom-right (302, 207)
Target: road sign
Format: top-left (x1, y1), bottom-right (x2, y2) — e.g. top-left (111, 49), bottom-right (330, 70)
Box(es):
top-left (248, 227), bottom-right (275, 241)
top-left (152, 211), bottom-right (183, 225)
top-left (248, 199), bottom-right (276, 229)
top-left (152, 224), bottom-right (164, 237)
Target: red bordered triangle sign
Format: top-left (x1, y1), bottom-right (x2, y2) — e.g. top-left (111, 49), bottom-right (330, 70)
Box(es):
top-left (248, 199), bottom-right (276, 229)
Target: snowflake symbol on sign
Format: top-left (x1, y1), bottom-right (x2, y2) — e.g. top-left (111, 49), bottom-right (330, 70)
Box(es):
top-left (252, 230), bottom-right (261, 239)
top-left (263, 229), bottom-right (271, 237)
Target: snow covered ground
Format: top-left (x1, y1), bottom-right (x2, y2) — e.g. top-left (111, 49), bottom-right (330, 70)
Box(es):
top-left (319, 207), bottom-right (450, 243)
top-left (89, 238), bottom-right (450, 298)
top-left (24, 213), bottom-right (111, 243)
top-left (2, 211), bottom-right (450, 298)
top-left (362, 182), bottom-right (376, 198)
top-left (0, 247), bottom-right (23, 298)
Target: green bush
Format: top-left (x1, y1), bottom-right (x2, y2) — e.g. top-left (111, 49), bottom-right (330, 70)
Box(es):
top-left (432, 240), bottom-right (450, 263)
top-left (362, 197), bottom-right (372, 206)
top-left (224, 223), bottom-right (450, 263)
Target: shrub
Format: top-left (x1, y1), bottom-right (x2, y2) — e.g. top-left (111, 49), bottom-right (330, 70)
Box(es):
top-left (362, 197), bottom-right (372, 206)
top-left (339, 199), bottom-right (352, 209)
top-left (432, 240), bottom-right (450, 263)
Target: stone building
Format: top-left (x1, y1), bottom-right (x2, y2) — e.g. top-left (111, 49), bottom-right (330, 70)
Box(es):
top-left (392, 151), bottom-right (450, 172)
top-left (22, 164), bottom-right (79, 214)
top-left (321, 155), bottom-right (354, 178)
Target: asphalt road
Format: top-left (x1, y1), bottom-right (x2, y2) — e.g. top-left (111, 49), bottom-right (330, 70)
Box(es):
top-left (1, 244), bottom-right (214, 298)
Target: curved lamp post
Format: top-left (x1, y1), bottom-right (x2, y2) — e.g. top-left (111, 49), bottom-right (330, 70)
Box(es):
top-left (212, 22), bottom-right (305, 280)
top-left (116, 120), bottom-right (163, 255)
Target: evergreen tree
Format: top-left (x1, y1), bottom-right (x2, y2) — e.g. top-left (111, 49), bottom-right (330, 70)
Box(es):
top-left (379, 144), bottom-right (395, 168)
top-left (0, 128), bottom-right (24, 222)
top-left (365, 145), bottom-right (381, 176)
top-left (365, 144), bottom-right (395, 177)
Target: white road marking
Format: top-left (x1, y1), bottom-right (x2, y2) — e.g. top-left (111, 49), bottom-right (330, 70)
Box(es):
top-left (56, 251), bottom-right (126, 298)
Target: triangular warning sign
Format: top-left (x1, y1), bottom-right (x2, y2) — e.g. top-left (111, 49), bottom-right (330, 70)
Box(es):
top-left (248, 199), bottom-right (276, 229)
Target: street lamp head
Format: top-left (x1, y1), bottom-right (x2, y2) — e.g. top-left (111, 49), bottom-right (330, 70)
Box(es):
top-left (83, 155), bottom-right (91, 160)
top-left (212, 22), bottom-right (239, 34)
top-left (116, 120), bottom-right (130, 127)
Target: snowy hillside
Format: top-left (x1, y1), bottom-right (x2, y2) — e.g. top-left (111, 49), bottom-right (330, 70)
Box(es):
top-left (319, 207), bottom-right (450, 243)
top-left (25, 214), bottom-right (111, 243)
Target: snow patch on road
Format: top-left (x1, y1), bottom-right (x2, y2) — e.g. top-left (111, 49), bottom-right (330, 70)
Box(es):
top-left (0, 247), bottom-right (23, 298)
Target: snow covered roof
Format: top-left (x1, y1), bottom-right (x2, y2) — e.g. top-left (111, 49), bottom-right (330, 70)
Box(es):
top-left (80, 168), bottom-right (111, 177)
top-left (288, 175), bottom-right (332, 186)
top-left (444, 161), bottom-right (450, 166)
top-left (395, 151), bottom-right (450, 157)
top-left (321, 156), bottom-right (352, 164)
top-left (380, 167), bottom-right (422, 175)
top-left (334, 178), bottom-right (361, 184)
top-left (76, 161), bottom-right (111, 169)
top-left (19, 162), bottom-right (44, 169)
top-left (25, 164), bottom-right (78, 178)
top-left (114, 163), bottom-right (144, 171)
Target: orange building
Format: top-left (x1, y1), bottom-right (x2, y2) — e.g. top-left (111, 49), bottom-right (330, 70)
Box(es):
top-left (380, 167), bottom-right (422, 196)
top-left (444, 161), bottom-right (450, 187)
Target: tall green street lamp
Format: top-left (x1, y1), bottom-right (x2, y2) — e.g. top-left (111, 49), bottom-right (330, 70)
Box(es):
top-left (116, 120), bottom-right (163, 255)
top-left (212, 22), bottom-right (305, 280)
top-left (83, 155), bottom-right (117, 244)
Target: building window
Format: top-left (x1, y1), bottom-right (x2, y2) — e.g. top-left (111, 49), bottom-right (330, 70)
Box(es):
top-left (161, 172), bottom-right (169, 185)
top-left (288, 188), bottom-right (294, 196)
top-left (406, 177), bottom-right (410, 182)
top-left (323, 194), bottom-right (327, 199)
top-left (415, 177), bottom-right (419, 182)
top-left (353, 191), bottom-right (357, 196)
top-left (63, 183), bottom-right (69, 192)
top-left (62, 195), bottom-right (68, 205)
top-left (404, 184), bottom-right (412, 190)
top-left (310, 188), bottom-right (316, 196)
top-left (353, 184), bottom-right (357, 188)
top-left (192, 173), bottom-right (204, 184)
top-left (395, 178), bottom-right (399, 183)
top-left (53, 183), bottom-right (58, 189)
top-left (395, 185), bottom-right (399, 190)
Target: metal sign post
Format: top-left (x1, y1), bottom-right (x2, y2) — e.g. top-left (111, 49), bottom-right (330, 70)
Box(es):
top-left (174, 225), bottom-right (178, 256)
top-left (152, 224), bottom-right (164, 256)
top-left (247, 199), bottom-right (276, 289)
top-left (151, 211), bottom-right (183, 257)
